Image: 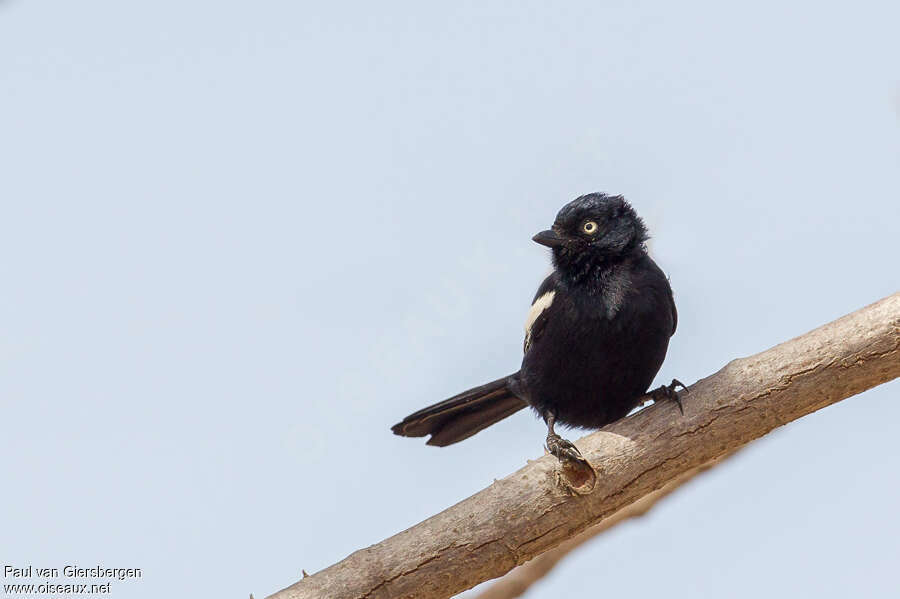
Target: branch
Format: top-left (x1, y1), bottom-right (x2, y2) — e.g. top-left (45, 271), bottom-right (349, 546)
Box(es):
top-left (266, 292), bottom-right (900, 599)
top-left (474, 452), bottom-right (732, 599)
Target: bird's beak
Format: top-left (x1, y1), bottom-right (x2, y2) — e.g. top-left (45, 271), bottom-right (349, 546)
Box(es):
top-left (532, 229), bottom-right (565, 248)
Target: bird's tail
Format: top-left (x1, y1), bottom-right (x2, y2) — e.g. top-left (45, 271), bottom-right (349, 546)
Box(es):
top-left (391, 374), bottom-right (527, 447)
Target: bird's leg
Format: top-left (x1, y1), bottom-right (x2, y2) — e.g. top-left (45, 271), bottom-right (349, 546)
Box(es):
top-left (649, 378), bottom-right (688, 415)
top-left (544, 410), bottom-right (584, 463)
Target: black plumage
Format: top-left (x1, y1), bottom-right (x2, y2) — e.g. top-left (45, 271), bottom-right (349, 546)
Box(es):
top-left (392, 193), bottom-right (682, 462)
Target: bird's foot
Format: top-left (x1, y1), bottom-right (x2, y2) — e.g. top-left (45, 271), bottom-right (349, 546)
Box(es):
top-left (546, 432), bottom-right (585, 464)
top-left (546, 432), bottom-right (596, 495)
top-left (650, 378), bottom-right (688, 415)
top-left (543, 410), bottom-right (595, 493)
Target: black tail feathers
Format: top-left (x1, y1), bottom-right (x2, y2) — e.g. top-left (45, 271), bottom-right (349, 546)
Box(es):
top-left (391, 374), bottom-right (526, 447)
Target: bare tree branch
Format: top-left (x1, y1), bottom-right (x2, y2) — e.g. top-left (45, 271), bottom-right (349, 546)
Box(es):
top-left (266, 292), bottom-right (900, 599)
top-left (473, 452), bottom-right (732, 599)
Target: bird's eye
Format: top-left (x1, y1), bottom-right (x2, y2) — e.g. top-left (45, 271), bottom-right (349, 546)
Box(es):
top-left (582, 221), bottom-right (598, 235)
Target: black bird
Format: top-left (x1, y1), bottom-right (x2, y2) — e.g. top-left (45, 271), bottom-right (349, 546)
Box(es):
top-left (391, 193), bottom-right (683, 463)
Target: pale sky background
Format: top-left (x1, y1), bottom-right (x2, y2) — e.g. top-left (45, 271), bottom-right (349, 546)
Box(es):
top-left (2, 1), bottom-right (899, 598)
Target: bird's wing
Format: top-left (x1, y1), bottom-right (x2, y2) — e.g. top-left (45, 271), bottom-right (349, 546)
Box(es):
top-left (639, 254), bottom-right (678, 336)
top-left (667, 282), bottom-right (677, 336)
top-left (524, 273), bottom-right (558, 353)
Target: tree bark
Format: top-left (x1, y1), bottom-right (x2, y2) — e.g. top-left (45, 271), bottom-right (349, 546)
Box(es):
top-left (473, 452), bottom-right (732, 599)
top-left (265, 292), bottom-right (900, 599)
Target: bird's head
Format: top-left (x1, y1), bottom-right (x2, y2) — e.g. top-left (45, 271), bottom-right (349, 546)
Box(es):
top-left (533, 193), bottom-right (649, 275)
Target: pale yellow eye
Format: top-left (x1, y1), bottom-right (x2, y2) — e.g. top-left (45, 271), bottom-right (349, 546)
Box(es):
top-left (582, 221), bottom-right (598, 234)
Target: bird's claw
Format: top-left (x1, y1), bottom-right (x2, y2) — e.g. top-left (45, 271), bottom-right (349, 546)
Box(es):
top-left (651, 378), bottom-right (688, 415)
top-left (546, 433), bottom-right (585, 463)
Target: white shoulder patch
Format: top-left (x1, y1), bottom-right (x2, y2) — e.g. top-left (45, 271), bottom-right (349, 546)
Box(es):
top-left (524, 290), bottom-right (555, 350)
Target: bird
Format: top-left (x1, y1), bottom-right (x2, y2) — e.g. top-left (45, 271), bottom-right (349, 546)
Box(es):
top-left (391, 193), bottom-right (683, 464)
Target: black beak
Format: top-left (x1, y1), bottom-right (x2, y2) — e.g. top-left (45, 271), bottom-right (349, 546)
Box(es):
top-left (532, 229), bottom-right (565, 248)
